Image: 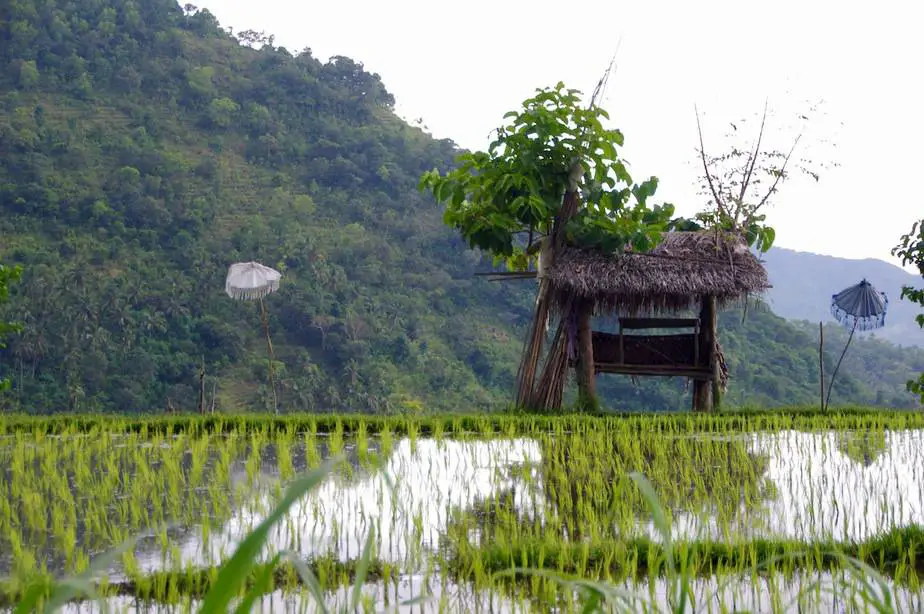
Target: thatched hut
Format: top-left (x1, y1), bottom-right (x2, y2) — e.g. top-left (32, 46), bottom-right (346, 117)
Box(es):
top-left (533, 231), bottom-right (770, 411)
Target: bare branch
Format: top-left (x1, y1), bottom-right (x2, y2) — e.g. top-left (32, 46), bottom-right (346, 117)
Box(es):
top-left (695, 106), bottom-right (728, 219)
top-left (754, 132), bottom-right (802, 213)
top-left (737, 99), bottom-right (768, 216)
top-left (590, 48), bottom-right (619, 108)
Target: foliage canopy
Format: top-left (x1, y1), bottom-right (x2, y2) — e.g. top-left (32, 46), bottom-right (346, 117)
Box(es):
top-left (892, 219), bottom-right (924, 402)
top-left (419, 83), bottom-right (675, 270)
top-left (0, 264), bottom-right (23, 390)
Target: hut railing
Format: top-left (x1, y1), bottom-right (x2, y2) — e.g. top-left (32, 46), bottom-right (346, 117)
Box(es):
top-left (590, 317), bottom-right (710, 377)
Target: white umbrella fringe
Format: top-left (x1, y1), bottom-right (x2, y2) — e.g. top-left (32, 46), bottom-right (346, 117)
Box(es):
top-left (830, 279), bottom-right (889, 332)
top-left (225, 262), bottom-right (282, 300)
top-left (225, 283), bottom-right (279, 301)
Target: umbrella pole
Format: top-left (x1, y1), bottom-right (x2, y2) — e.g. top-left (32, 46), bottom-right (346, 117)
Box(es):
top-left (819, 322), bottom-right (825, 412)
top-left (259, 298), bottom-right (278, 414)
top-left (824, 319), bottom-right (857, 411)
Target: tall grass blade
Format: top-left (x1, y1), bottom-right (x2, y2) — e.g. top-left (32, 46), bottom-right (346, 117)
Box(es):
top-left (198, 457), bottom-right (341, 614)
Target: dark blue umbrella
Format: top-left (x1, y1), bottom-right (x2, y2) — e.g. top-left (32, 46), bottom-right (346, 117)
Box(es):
top-left (825, 279), bottom-right (888, 409)
top-left (830, 279), bottom-right (889, 332)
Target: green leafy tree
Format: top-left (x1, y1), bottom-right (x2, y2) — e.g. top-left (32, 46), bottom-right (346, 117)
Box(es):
top-left (207, 97), bottom-right (241, 129)
top-left (420, 80), bottom-right (679, 411)
top-left (17, 59), bottom-right (39, 89)
top-left (0, 264), bottom-right (23, 391)
top-left (892, 219), bottom-right (924, 403)
top-left (419, 82), bottom-right (675, 270)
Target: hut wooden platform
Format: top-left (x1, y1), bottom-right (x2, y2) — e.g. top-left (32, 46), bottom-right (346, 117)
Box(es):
top-left (526, 230), bottom-right (770, 412)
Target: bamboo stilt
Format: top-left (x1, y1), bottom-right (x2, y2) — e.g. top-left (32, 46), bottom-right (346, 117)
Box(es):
top-left (693, 295), bottom-right (717, 412)
top-left (515, 277), bottom-right (553, 409)
top-left (515, 181), bottom-right (583, 410)
top-left (533, 319), bottom-right (569, 411)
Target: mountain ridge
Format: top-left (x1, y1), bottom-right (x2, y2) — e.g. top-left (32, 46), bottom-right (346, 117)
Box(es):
top-left (760, 245), bottom-right (923, 347)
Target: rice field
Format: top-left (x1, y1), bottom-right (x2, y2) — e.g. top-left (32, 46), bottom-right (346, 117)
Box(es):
top-left (2, 411), bottom-right (924, 612)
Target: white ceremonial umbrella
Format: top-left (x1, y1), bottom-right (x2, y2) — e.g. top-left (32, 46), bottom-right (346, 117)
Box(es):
top-left (225, 261), bottom-right (283, 413)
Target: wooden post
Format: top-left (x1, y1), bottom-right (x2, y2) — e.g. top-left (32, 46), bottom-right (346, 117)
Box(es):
top-left (693, 295), bottom-right (717, 412)
top-left (618, 325), bottom-right (625, 364)
top-left (576, 301), bottom-right (597, 411)
top-left (693, 321), bottom-right (700, 367)
top-left (819, 322), bottom-right (825, 412)
top-left (198, 358), bottom-right (206, 414)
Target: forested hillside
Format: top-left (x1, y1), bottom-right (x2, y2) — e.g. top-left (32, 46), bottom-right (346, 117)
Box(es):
top-left (0, 0), bottom-right (920, 413)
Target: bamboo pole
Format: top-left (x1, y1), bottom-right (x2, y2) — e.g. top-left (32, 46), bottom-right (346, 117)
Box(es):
top-left (533, 319), bottom-right (569, 411)
top-left (514, 277), bottom-right (553, 408)
top-left (259, 298), bottom-right (278, 414)
top-left (819, 322), bottom-right (825, 411)
top-left (825, 320), bottom-right (857, 411)
top-left (515, 164), bottom-right (583, 410)
top-left (198, 357), bottom-right (206, 414)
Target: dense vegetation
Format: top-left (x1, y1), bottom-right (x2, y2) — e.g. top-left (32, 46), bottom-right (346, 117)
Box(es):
top-left (893, 219), bottom-right (924, 401)
top-left (0, 0), bottom-right (921, 413)
top-left (0, 0), bottom-right (539, 413)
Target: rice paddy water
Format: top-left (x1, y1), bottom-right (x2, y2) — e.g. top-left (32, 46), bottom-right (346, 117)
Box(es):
top-left (1, 412), bottom-right (923, 612)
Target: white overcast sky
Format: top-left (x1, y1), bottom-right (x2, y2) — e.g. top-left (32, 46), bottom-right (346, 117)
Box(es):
top-left (199, 0), bottom-right (922, 269)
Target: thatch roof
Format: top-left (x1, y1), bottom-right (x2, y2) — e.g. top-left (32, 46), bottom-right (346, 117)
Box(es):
top-left (545, 230), bottom-right (770, 315)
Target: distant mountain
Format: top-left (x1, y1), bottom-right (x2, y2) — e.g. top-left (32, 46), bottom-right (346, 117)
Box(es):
top-left (760, 247), bottom-right (923, 347)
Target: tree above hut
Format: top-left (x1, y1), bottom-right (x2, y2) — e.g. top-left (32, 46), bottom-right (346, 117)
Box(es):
top-left (419, 82), bottom-right (677, 270)
top-left (419, 79), bottom-right (775, 413)
top-left (419, 79), bottom-right (684, 411)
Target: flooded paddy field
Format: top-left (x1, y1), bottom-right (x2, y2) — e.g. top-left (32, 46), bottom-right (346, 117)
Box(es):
top-left (1, 412), bottom-right (923, 612)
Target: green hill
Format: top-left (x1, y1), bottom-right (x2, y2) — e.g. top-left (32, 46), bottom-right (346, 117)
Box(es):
top-left (0, 0), bottom-right (920, 413)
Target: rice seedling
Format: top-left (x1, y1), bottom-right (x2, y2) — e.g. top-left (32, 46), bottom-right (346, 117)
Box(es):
top-left (2, 410), bottom-right (924, 612)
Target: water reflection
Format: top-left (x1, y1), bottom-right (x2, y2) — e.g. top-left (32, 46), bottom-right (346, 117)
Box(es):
top-left (134, 438), bottom-right (543, 572)
top-left (533, 432), bottom-right (774, 541)
top-left (747, 430), bottom-right (924, 541)
top-left (837, 430), bottom-right (889, 468)
top-left (129, 429), bottom-right (924, 577)
top-left (6, 428), bottom-right (924, 611)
